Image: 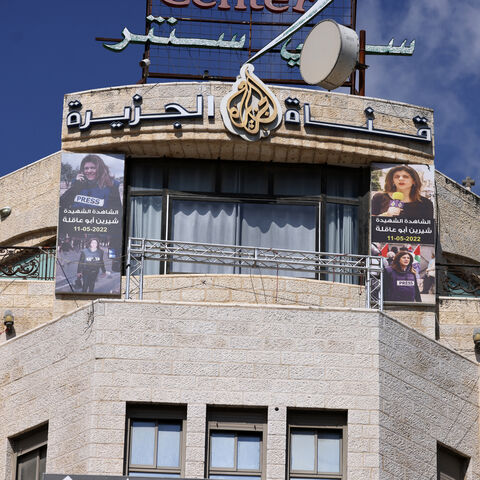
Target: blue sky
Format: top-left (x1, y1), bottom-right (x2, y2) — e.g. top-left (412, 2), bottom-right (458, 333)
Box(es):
top-left (1, 0), bottom-right (479, 194)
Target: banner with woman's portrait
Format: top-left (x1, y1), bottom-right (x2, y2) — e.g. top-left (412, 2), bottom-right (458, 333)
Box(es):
top-left (55, 153), bottom-right (125, 295)
top-left (370, 163), bottom-right (436, 305)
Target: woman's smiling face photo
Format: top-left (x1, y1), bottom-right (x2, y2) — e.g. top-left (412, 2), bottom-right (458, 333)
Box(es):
top-left (83, 161), bottom-right (97, 181)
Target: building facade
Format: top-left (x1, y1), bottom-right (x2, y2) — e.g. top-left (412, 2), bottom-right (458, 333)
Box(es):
top-left (1, 81), bottom-right (479, 480)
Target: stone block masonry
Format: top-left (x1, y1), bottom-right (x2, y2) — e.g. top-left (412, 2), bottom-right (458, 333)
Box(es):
top-left (1, 300), bottom-right (477, 479)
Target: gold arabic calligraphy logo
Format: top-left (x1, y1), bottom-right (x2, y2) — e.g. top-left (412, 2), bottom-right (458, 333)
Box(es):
top-left (220, 64), bottom-right (282, 141)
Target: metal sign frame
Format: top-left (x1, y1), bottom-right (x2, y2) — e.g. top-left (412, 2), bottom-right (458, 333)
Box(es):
top-left (138, 0), bottom-right (357, 87)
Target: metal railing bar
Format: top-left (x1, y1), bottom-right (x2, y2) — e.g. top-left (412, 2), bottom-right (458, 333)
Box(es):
top-left (126, 237), bottom-right (384, 307)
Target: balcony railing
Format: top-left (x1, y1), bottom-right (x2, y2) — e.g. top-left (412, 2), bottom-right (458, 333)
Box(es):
top-left (0, 246), bottom-right (56, 281)
top-left (5, 243), bottom-right (477, 307)
top-left (126, 237), bottom-right (384, 310)
top-left (437, 264), bottom-right (480, 298)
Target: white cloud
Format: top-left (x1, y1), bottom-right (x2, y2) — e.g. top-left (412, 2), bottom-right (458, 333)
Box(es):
top-left (357, 0), bottom-right (480, 192)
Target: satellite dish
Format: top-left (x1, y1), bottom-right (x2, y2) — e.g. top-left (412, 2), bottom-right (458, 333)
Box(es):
top-left (300, 19), bottom-right (359, 91)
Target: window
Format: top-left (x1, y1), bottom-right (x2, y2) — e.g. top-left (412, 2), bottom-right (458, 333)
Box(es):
top-left (206, 407), bottom-right (267, 480)
top-left (127, 159), bottom-right (368, 278)
top-left (170, 200), bottom-right (317, 276)
top-left (126, 404), bottom-right (186, 478)
top-left (10, 424), bottom-right (48, 480)
top-left (288, 410), bottom-right (346, 480)
top-left (437, 444), bottom-right (469, 480)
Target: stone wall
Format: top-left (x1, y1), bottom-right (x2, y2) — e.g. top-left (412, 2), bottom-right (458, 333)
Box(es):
top-left (0, 280), bottom-right (55, 339)
top-left (1, 300), bottom-right (477, 480)
top-left (1, 273), bottom-right (446, 343)
top-left (0, 301), bottom-right (381, 479)
top-left (3, 160), bottom-right (472, 348)
top-left (0, 275), bottom-right (367, 338)
top-left (0, 280), bottom-right (93, 341)
top-left (0, 152), bottom-right (60, 246)
top-left (437, 297), bottom-right (480, 361)
top-left (0, 306), bottom-right (96, 478)
top-left (140, 274), bottom-right (367, 308)
top-left (436, 171), bottom-right (480, 263)
top-left (379, 313), bottom-right (478, 479)
top-left (383, 305), bottom-right (436, 339)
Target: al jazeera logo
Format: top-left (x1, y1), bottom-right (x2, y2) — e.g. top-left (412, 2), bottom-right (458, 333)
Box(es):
top-left (220, 64), bottom-right (283, 142)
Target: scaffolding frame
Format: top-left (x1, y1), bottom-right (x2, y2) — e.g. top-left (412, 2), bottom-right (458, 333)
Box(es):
top-left (125, 237), bottom-right (383, 309)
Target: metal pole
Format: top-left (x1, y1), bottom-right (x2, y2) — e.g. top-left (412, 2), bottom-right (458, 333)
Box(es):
top-left (351, 0), bottom-right (357, 31)
top-left (359, 30), bottom-right (366, 97)
top-left (125, 237), bottom-right (132, 299)
top-left (365, 256), bottom-right (371, 309)
top-left (139, 0), bottom-right (153, 83)
top-left (139, 239), bottom-right (145, 300)
top-left (379, 267), bottom-right (384, 312)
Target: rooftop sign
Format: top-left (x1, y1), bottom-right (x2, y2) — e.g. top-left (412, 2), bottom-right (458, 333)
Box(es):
top-left (65, 89), bottom-right (432, 143)
top-left (103, 0), bottom-right (357, 84)
top-left (156, 0), bottom-right (315, 12)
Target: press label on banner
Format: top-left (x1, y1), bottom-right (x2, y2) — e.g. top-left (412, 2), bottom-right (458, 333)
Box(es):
top-left (74, 195), bottom-right (105, 207)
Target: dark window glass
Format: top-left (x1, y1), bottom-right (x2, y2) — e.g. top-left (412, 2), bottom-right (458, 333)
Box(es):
top-left (221, 165), bottom-right (269, 194)
top-left (326, 167), bottom-right (361, 198)
top-left (273, 167), bottom-right (322, 196)
top-left (437, 445), bottom-right (468, 480)
top-left (130, 161), bottom-right (164, 192)
top-left (127, 160), bottom-right (367, 281)
top-left (11, 425), bottom-right (48, 480)
top-left (169, 162), bottom-right (215, 192)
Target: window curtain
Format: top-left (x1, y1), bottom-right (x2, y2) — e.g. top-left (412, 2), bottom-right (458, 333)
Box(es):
top-left (171, 201), bottom-right (239, 273)
top-left (129, 196), bottom-right (163, 274)
top-left (239, 203), bottom-right (316, 278)
top-left (130, 198), bottom-right (357, 281)
top-left (170, 201), bottom-right (316, 277)
top-left (325, 203), bottom-right (358, 283)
